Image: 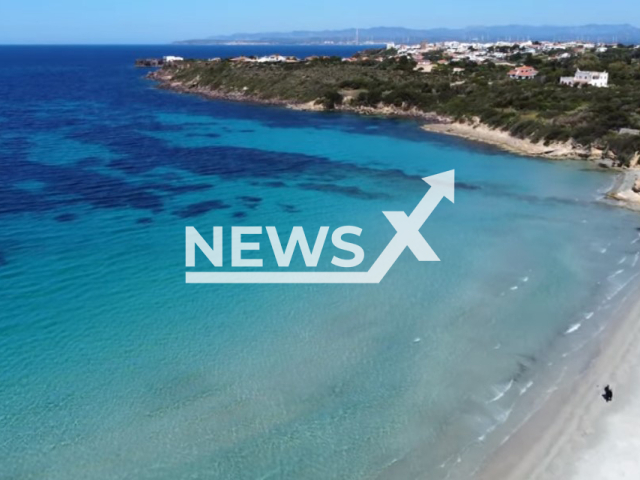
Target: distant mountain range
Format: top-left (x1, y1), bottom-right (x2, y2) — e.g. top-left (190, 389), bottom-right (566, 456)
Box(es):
top-left (174, 24), bottom-right (640, 45)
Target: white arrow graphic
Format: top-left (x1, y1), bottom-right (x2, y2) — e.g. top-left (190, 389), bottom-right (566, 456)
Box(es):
top-left (186, 170), bottom-right (454, 284)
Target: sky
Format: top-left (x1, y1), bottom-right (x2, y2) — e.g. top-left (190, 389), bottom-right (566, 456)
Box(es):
top-left (0, 0), bottom-right (638, 44)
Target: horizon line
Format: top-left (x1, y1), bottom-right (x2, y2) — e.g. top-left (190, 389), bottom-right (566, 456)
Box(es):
top-left (2, 23), bottom-right (640, 46)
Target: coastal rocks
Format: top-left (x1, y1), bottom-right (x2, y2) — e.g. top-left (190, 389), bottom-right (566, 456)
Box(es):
top-left (288, 101), bottom-right (324, 112)
top-left (420, 118), bottom-right (635, 163)
top-left (605, 168), bottom-right (640, 211)
top-left (136, 58), bottom-right (164, 67)
top-left (598, 160), bottom-right (614, 169)
top-left (147, 68), bottom-right (631, 169)
top-left (150, 69), bottom-right (299, 107)
top-left (185, 75), bottom-right (201, 88)
top-left (589, 147), bottom-right (605, 161)
top-left (335, 104), bottom-right (445, 121)
top-left (421, 120), bottom-right (587, 160)
top-left (149, 69), bottom-right (446, 121)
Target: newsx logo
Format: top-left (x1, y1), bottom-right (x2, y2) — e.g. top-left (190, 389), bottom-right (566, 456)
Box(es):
top-left (187, 225), bottom-right (365, 269)
top-left (186, 171), bottom-right (454, 284)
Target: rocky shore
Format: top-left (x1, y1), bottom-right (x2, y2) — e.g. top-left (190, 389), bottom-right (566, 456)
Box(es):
top-left (148, 69), bottom-right (640, 211)
top-left (417, 120), bottom-right (640, 212)
top-left (421, 120), bottom-right (602, 161)
top-left (148, 69), bottom-right (618, 161)
top-left (604, 167), bottom-right (640, 211)
top-left (147, 69), bottom-right (447, 121)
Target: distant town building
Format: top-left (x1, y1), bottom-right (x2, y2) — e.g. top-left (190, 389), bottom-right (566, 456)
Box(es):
top-left (256, 54), bottom-right (287, 63)
top-left (163, 56), bottom-right (184, 63)
top-left (560, 69), bottom-right (609, 88)
top-left (415, 60), bottom-right (433, 72)
top-left (507, 65), bottom-right (539, 80)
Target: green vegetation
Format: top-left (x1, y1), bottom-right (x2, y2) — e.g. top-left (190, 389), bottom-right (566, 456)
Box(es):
top-left (158, 48), bottom-right (640, 163)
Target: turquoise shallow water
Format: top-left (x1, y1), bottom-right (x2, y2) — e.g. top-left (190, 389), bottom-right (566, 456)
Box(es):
top-left (1, 46), bottom-right (640, 479)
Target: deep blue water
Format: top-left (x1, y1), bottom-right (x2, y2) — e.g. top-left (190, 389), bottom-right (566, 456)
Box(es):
top-left (1, 46), bottom-right (640, 480)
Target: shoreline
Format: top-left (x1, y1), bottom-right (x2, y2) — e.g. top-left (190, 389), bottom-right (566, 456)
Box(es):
top-left (149, 70), bottom-right (447, 122)
top-left (149, 71), bottom-right (640, 213)
top-left (478, 272), bottom-right (640, 480)
top-left (419, 120), bottom-right (640, 212)
top-left (149, 72), bottom-right (640, 479)
top-left (420, 121), bottom-right (599, 161)
top-left (149, 69), bottom-right (596, 161)
top-left (604, 167), bottom-right (640, 211)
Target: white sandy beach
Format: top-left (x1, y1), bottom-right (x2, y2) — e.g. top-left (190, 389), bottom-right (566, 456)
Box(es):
top-left (413, 123), bottom-right (640, 480)
top-left (417, 121), bottom-right (640, 480)
top-left (479, 277), bottom-right (640, 480)
top-left (568, 368), bottom-right (640, 479)
top-left (132, 70), bottom-right (640, 479)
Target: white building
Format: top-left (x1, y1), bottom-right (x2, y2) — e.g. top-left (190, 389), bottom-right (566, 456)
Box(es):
top-left (163, 56), bottom-right (184, 63)
top-left (560, 69), bottom-right (609, 88)
top-left (256, 55), bottom-right (287, 63)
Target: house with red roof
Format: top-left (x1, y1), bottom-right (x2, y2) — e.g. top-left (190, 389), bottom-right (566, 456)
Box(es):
top-left (507, 65), bottom-right (538, 80)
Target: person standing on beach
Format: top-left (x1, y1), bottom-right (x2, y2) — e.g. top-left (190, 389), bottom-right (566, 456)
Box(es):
top-left (602, 385), bottom-right (613, 402)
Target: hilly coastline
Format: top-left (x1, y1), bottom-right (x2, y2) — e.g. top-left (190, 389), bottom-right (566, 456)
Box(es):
top-left (148, 46), bottom-right (640, 166)
top-left (175, 24), bottom-right (640, 45)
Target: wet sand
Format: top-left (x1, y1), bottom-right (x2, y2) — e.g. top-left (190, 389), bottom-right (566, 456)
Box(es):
top-left (478, 276), bottom-right (640, 480)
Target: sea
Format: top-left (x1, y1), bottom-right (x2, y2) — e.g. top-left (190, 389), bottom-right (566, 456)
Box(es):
top-left (1, 45), bottom-right (640, 480)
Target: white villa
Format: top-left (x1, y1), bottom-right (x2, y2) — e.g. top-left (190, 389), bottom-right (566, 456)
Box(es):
top-left (162, 56), bottom-right (184, 63)
top-left (560, 69), bottom-right (609, 88)
top-left (256, 55), bottom-right (288, 63)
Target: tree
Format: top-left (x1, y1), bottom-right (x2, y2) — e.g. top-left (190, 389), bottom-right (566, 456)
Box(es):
top-left (319, 89), bottom-right (343, 110)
